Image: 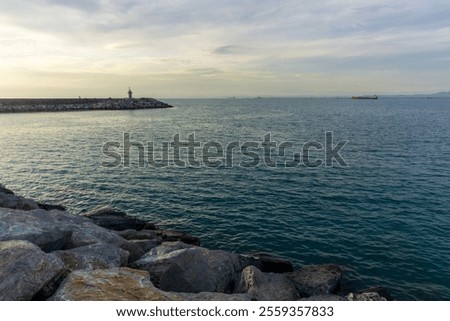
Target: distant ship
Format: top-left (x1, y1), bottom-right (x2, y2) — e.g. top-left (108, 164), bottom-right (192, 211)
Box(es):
top-left (352, 95), bottom-right (378, 100)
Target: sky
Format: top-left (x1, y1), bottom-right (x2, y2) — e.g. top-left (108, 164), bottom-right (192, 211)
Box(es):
top-left (1, 0), bottom-right (450, 98)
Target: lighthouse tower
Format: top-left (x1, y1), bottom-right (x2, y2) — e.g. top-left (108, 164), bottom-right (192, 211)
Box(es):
top-left (128, 87), bottom-right (133, 99)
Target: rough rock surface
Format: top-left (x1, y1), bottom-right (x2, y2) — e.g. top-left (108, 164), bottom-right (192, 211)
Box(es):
top-left (0, 192), bottom-right (39, 211)
top-left (346, 292), bottom-right (387, 301)
top-left (84, 206), bottom-right (156, 231)
top-left (287, 264), bottom-right (342, 297)
top-left (0, 240), bottom-right (65, 300)
top-left (236, 266), bottom-right (299, 300)
top-left (300, 294), bottom-right (348, 301)
top-left (53, 243), bottom-right (129, 272)
top-left (51, 268), bottom-right (180, 301)
top-left (130, 242), bottom-right (246, 293)
top-left (0, 207), bottom-right (143, 260)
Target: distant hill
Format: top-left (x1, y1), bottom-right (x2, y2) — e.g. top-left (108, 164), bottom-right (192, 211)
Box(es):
top-left (429, 91), bottom-right (450, 97)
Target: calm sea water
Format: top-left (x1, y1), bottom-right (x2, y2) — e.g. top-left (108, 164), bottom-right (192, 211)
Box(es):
top-left (0, 98), bottom-right (449, 300)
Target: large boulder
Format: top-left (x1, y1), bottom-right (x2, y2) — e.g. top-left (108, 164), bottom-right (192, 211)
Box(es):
top-left (0, 192), bottom-right (39, 211)
top-left (51, 268), bottom-right (180, 301)
top-left (0, 208), bottom-right (143, 261)
top-left (84, 206), bottom-right (156, 231)
top-left (53, 243), bottom-right (129, 272)
top-left (0, 240), bottom-right (66, 300)
top-left (236, 266), bottom-right (299, 300)
top-left (130, 242), bottom-right (246, 293)
top-left (287, 264), bottom-right (342, 297)
top-left (116, 228), bottom-right (200, 246)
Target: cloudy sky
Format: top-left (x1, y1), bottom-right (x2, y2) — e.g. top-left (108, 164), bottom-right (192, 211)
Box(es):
top-left (1, 0), bottom-right (450, 98)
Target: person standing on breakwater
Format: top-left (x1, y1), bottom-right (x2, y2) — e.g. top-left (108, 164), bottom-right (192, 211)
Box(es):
top-left (128, 87), bottom-right (133, 99)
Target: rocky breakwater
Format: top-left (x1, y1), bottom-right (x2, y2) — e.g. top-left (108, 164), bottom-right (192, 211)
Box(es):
top-left (0, 183), bottom-right (392, 301)
top-left (0, 98), bottom-right (172, 113)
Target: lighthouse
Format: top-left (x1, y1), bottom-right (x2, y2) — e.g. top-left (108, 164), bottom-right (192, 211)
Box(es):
top-left (128, 87), bottom-right (133, 99)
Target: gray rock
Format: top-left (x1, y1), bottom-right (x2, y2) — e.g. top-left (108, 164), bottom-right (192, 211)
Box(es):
top-left (115, 229), bottom-right (159, 240)
top-left (0, 192), bottom-right (39, 211)
top-left (0, 240), bottom-right (65, 300)
top-left (355, 286), bottom-right (393, 301)
top-left (0, 184), bottom-right (14, 195)
top-left (241, 252), bottom-right (294, 273)
top-left (53, 243), bottom-right (129, 272)
top-left (37, 202), bottom-right (67, 211)
top-left (0, 207), bottom-right (143, 261)
top-left (346, 292), bottom-right (387, 301)
top-left (155, 229), bottom-right (200, 246)
top-left (131, 239), bottom-right (159, 253)
top-left (130, 242), bottom-right (246, 293)
top-left (51, 268), bottom-right (181, 301)
top-left (236, 266), bottom-right (299, 301)
top-left (287, 264), bottom-right (342, 297)
top-left (84, 206), bottom-right (156, 231)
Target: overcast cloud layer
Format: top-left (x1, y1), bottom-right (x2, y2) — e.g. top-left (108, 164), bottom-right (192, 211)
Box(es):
top-left (1, 0), bottom-right (449, 97)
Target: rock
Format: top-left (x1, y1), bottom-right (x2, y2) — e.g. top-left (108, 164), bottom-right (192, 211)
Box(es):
top-left (0, 240), bottom-right (66, 300)
top-left (156, 229), bottom-right (201, 246)
top-left (0, 192), bottom-right (39, 211)
top-left (346, 292), bottom-right (387, 301)
top-left (236, 266), bottom-right (299, 300)
top-left (115, 229), bottom-right (159, 240)
top-left (287, 264), bottom-right (342, 297)
top-left (355, 286), bottom-right (393, 301)
top-left (130, 242), bottom-right (246, 293)
top-left (51, 268), bottom-right (181, 301)
top-left (300, 294), bottom-right (347, 301)
top-left (0, 207), bottom-right (143, 261)
top-left (131, 239), bottom-right (159, 253)
top-left (37, 202), bottom-right (67, 211)
top-left (53, 243), bottom-right (129, 272)
top-left (177, 292), bottom-right (250, 301)
top-left (0, 184), bottom-right (14, 195)
top-left (241, 252), bottom-right (294, 273)
top-left (84, 206), bottom-right (156, 231)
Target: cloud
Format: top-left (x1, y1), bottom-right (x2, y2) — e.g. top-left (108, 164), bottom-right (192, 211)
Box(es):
top-left (1, 0), bottom-right (450, 96)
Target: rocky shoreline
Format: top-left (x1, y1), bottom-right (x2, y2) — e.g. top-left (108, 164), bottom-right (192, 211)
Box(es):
top-left (0, 183), bottom-right (392, 301)
top-left (0, 98), bottom-right (172, 113)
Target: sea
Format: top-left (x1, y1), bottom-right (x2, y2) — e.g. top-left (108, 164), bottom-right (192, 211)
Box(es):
top-left (0, 97), bottom-right (449, 300)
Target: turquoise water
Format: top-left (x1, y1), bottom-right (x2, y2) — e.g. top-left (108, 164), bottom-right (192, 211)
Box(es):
top-left (0, 98), bottom-right (449, 300)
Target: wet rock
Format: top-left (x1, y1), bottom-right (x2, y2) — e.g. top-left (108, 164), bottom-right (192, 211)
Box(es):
top-left (84, 206), bottom-right (156, 231)
top-left (287, 264), bottom-right (342, 297)
top-left (53, 243), bottom-right (129, 272)
top-left (236, 266), bottom-right (299, 301)
top-left (0, 240), bottom-right (65, 300)
top-left (51, 268), bottom-right (181, 301)
top-left (130, 242), bottom-right (245, 293)
top-left (0, 193), bottom-right (39, 211)
top-left (241, 252), bottom-right (294, 273)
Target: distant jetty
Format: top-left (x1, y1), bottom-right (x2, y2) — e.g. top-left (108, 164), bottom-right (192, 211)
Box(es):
top-left (351, 95), bottom-right (378, 100)
top-left (0, 98), bottom-right (172, 113)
